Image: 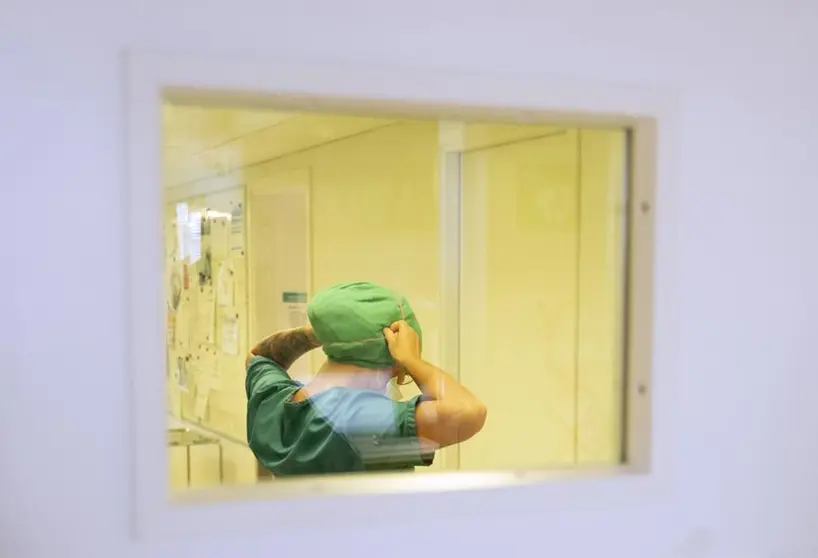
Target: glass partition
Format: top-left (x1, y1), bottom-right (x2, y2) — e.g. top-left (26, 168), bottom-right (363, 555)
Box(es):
top-left (162, 104), bottom-right (629, 492)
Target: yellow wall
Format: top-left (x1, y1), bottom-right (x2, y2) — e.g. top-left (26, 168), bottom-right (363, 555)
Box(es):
top-left (163, 108), bottom-right (626, 485)
top-left (459, 129), bottom-right (625, 470)
top-left (460, 130), bottom-right (581, 469)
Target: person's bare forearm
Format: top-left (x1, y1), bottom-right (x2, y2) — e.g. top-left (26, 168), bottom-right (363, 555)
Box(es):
top-left (402, 358), bottom-right (482, 408)
top-left (250, 326), bottom-right (320, 370)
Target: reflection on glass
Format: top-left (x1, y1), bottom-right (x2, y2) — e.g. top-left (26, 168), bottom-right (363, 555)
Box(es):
top-left (162, 104), bottom-right (627, 491)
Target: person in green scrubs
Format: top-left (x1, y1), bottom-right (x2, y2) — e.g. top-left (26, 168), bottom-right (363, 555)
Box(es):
top-left (245, 281), bottom-right (487, 477)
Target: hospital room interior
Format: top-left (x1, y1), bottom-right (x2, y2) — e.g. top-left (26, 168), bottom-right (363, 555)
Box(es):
top-left (163, 104), bottom-right (628, 490)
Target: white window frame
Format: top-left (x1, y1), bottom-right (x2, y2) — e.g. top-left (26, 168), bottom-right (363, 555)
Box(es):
top-left (126, 51), bottom-right (674, 541)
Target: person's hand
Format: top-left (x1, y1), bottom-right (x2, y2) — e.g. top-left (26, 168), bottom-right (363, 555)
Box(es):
top-left (383, 320), bottom-right (421, 366)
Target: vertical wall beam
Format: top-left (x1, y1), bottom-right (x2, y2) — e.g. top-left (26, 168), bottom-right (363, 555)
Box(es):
top-left (438, 122), bottom-right (464, 471)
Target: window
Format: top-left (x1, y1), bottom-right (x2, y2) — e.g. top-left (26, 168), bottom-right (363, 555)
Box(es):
top-left (161, 104), bottom-right (643, 491)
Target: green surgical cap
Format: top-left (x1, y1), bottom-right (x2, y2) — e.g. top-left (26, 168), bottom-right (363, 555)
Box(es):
top-left (307, 282), bottom-right (422, 369)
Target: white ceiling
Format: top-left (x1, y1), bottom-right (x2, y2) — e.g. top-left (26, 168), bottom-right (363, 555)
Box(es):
top-left (162, 104), bottom-right (566, 190)
top-left (162, 105), bottom-right (297, 155)
top-left (162, 104), bottom-right (395, 188)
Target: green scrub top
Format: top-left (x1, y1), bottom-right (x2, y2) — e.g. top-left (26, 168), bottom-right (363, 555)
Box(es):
top-left (246, 356), bottom-right (435, 477)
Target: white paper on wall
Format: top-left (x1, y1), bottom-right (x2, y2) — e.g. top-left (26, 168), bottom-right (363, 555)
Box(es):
top-left (230, 202), bottom-right (244, 253)
top-left (199, 346), bottom-right (220, 390)
top-left (174, 355), bottom-right (190, 392)
top-left (193, 391), bottom-right (209, 420)
top-left (188, 211), bottom-right (203, 263)
top-left (197, 286), bottom-right (217, 343)
top-left (221, 314), bottom-right (240, 356)
top-left (175, 203), bottom-right (189, 261)
top-left (216, 263), bottom-right (235, 307)
top-left (174, 295), bottom-right (191, 353)
top-left (192, 353), bottom-right (212, 420)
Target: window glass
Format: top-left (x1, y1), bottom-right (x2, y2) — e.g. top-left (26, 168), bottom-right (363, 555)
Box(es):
top-left (162, 104), bottom-right (628, 491)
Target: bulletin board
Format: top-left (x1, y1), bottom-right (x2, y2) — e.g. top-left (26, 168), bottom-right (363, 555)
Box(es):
top-left (164, 186), bottom-right (249, 442)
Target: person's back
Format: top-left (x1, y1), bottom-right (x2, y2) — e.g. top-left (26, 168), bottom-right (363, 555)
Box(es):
top-left (246, 356), bottom-right (437, 475)
top-left (245, 282), bottom-right (486, 477)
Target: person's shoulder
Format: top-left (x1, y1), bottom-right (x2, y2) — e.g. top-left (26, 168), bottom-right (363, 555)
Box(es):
top-left (249, 389), bottom-right (362, 477)
top-left (247, 355), bottom-right (289, 376)
top-left (245, 355), bottom-right (299, 400)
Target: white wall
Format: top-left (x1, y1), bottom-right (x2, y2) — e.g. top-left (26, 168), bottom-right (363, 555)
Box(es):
top-left (2, 1), bottom-right (818, 557)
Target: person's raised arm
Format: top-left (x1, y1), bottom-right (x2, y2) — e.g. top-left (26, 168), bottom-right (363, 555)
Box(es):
top-left (247, 326), bottom-right (321, 371)
top-left (383, 321), bottom-right (487, 448)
